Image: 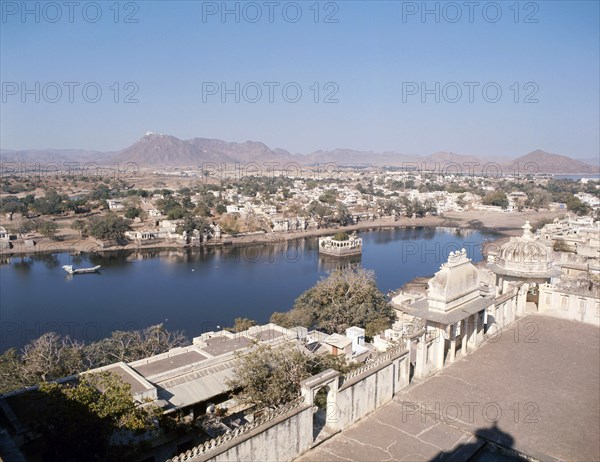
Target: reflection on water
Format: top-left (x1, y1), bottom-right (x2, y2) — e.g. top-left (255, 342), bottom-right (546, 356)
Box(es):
top-left (0, 227), bottom-right (498, 350)
top-left (318, 255), bottom-right (362, 272)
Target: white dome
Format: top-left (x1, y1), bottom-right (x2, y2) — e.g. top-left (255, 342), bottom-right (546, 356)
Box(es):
top-left (496, 222), bottom-right (553, 274)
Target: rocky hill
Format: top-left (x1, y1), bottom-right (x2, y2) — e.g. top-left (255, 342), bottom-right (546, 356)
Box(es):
top-left (2, 135), bottom-right (598, 175)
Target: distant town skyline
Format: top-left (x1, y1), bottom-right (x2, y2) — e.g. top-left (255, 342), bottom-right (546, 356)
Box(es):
top-left (1, 1), bottom-right (598, 159)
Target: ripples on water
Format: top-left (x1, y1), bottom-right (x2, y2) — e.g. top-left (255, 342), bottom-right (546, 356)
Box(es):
top-left (0, 227), bottom-right (498, 350)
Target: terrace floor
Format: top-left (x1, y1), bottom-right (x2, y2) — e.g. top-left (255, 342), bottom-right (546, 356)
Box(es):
top-left (297, 315), bottom-right (600, 462)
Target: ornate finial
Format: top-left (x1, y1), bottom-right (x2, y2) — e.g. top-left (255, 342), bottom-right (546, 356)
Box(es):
top-left (522, 221), bottom-right (532, 238)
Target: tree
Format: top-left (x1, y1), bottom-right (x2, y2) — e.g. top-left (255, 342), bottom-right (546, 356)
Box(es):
top-left (412, 199), bottom-right (426, 218)
top-left (564, 196), bottom-right (591, 216)
top-left (482, 191), bottom-right (509, 209)
top-left (176, 216), bottom-right (211, 236)
top-left (0, 325), bottom-right (188, 395)
top-left (21, 332), bottom-right (84, 383)
top-left (31, 189), bottom-right (69, 215)
top-left (318, 189), bottom-right (338, 205)
top-left (37, 219), bottom-right (59, 240)
top-left (0, 196), bottom-right (26, 214)
top-left (227, 343), bottom-right (360, 411)
top-left (166, 205), bottom-right (187, 220)
top-left (87, 213), bottom-right (132, 244)
top-left (84, 324), bottom-right (187, 368)
top-left (333, 232), bottom-right (349, 241)
top-left (423, 198), bottom-right (438, 216)
top-left (231, 317), bottom-right (257, 332)
top-left (219, 214), bottom-right (240, 236)
top-left (272, 268), bottom-right (395, 334)
top-left (124, 206), bottom-right (143, 220)
top-left (226, 343), bottom-right (314, 409)
top-left (525, 188), bottom-right (551, 211)
top-left (365, 317), bottom-right (392, 338)
top-left (16, 219), bottom-right (35, 236)
top-left (0, 348), bottom-right (28, 394)
top-left (33, 372), bottom-right (161, 461)
top-left (553, 240), bottom-right (573, 253)
top-left (307, 200), bottom-right (331, 226)
top-left (335, 203), bottom-right (353, 226)
top-left (71, 218), bottom-right (88, 237)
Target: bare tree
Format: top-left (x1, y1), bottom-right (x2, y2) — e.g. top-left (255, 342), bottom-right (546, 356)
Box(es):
top-left (21, 332), bottom-right (84, 382)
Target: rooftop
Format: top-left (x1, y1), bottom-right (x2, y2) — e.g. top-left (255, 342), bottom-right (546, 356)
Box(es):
top-left (299, 315), bottom-right (600, 462)
top-left (131, 349), bottom-right (209, 378)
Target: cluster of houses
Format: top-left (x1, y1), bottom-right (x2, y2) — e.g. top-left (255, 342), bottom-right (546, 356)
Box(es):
top-left (112, 172), bottom-right (600, 245)
top-left (104, 177), bottom-right (521, 246)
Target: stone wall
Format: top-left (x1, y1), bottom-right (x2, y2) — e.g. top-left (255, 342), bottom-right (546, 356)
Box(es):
top-left (334, 346), bottom-right (410, 431)
top-left (167, 398), bottom-right (312, 462)
top-left (538, 284), bottom-right (600, 325)
top-left (166, 345), bottom-right (411, 462)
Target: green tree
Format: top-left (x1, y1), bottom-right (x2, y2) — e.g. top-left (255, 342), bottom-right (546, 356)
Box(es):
top-left (0, 349), bottom-right (28, 394)
top-left (335, 203), bottom-right (353, 226)
top-left (227, 343), bottom-right (359, 410)
top-left (365, 317), bottom-right (392, 338)
top-left (412, 199), bottom-right (426, 217)
top-left (32, 189), bottom-right (69, 215)
top-left (219, 214), bottom-right (240, 236)
top-left (71, 218), bottom-right (88, 237)
top-left (482, 191), bottom-right (509, 209)
top-left (16, 219), bottom-right (35, 236)
top-left (34, 372), bottom-right (161, 461)
top-left (175, 216), bottom-right (211, 236)
top-left (226, 343), bottom-right (314, 409)
top-left (0, 196), bottom-right (26, 214)
top-left (333, 232), bottom-right (349, 241)
top-left (273, 268), bottom-right (395, 334)
top-left (318, 189), bottom-right (338, 205)
top-left (124, 206), bottom-right (143, 220)
top-left (90, 184), bottom-right (111, 200)
top-left (87, 213), bottom-right (132, 244)
top-left (423, 198), bottom-right (438, 215)
top-left (525, 188), bottom-right (552, 211)
top-left (37, 219), bottom-right (59, 240)
top-left (564, 196), bottom-right (591, 216)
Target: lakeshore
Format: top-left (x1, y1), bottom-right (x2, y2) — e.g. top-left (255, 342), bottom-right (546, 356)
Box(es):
top-left (0, 227), bottom-right (497, 351)
top-left (0, 210), bottom-right (562, 257)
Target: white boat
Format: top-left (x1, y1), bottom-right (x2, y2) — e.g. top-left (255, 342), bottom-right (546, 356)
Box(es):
top-left (62, 265), bottom-right (101, 275)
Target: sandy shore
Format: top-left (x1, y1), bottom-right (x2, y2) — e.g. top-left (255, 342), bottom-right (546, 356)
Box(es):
top-left (0, 210), bottom-right (562, 256)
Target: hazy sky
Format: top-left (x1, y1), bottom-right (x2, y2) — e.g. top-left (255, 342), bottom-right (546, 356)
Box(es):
top-left (1, 1), bottom-right (599, 158)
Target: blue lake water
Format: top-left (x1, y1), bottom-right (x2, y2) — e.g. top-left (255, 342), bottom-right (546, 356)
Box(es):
top-left (0, 227), bottom-right (498, 351)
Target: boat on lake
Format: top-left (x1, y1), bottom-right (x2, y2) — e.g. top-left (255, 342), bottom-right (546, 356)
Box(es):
top-left (62, 265), bottom-right (101, 275)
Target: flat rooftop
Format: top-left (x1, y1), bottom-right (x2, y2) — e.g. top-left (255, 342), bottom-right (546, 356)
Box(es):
top-left (132, 349), bottom-right (208, 377)
top-left (298, 315), bottom-right (600, 462)
top-left (99, 363), bottom-right (152, 395)
top-left (200, 335), bottom-right (254, 357)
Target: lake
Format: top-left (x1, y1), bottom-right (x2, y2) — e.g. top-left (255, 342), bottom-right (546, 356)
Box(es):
top-left (0, 227), bottom-right (498, 351)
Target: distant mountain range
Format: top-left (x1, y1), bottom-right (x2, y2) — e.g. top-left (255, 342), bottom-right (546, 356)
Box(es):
top-left (1, 133), bottom-right (598, 175)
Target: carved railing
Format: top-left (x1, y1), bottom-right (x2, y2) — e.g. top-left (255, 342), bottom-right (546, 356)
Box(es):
top-left (166, 396), bottom-right (305, 462)
top-left (341, 340), bottom-right (407, 383)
